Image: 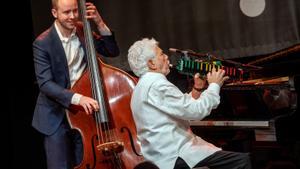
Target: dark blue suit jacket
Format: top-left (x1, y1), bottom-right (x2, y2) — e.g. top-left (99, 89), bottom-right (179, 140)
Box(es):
top-left (32, 23), bottom-right (119, 135)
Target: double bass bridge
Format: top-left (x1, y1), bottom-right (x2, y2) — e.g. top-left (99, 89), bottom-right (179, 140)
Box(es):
top-left (97, 141), bottom-right (125, 156)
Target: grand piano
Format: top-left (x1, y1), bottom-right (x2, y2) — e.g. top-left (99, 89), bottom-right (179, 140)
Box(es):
top-left (167, 44), bottom-right (300, 169)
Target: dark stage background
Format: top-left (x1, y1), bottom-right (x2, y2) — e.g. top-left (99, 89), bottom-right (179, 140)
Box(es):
top-left (30, 0), bottom-right (300, 70)
top-left (11, 0), bottom-right (300, 169)
top-left (10, 0), bottom-right (45, 169)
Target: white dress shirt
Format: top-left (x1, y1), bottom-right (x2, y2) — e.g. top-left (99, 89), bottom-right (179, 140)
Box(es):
top-left (54, 21), bottom-right (112, 105)
top-left (131, 72), bottom-right (222, 169)
top-left (54, 22), bottom-right (85, 104)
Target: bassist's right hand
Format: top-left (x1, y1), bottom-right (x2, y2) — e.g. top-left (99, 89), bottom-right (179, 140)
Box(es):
top-left (79, 96), bottom-right (99, 115)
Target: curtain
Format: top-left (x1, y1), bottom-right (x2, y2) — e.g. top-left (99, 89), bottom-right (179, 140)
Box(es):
top-left (31, 0), bottom-right (300, 70)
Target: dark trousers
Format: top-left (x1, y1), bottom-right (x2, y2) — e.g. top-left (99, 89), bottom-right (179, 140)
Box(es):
top-left (44, 119), bottom-right (83, 169)
top-left (174, 151), bottom-right (252, 169)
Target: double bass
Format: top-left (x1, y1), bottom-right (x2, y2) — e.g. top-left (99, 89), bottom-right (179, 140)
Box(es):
top-left (67, 0), bottom-right (143, 168)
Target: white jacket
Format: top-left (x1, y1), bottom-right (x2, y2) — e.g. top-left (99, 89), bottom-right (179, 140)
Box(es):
top-left (131, 72), bottom-right (222, 169)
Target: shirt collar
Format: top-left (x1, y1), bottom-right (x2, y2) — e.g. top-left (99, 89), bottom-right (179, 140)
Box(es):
top-left (54, 21), bottom-right (77, 43)
top-left (142, 71), bottom-right (167, 80)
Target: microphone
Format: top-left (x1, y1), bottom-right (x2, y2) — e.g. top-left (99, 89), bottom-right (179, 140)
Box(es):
top-left (169, 48), bottom-right (207, 57)
top-left (169, 48), bottom-right (189, 55)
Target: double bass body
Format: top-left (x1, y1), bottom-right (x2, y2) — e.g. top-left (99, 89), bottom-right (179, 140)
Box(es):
top-left (68, 59), bottom-right (143, 169)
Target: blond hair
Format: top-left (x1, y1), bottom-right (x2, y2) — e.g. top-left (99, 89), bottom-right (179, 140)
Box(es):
top-left (51, 0), bottom-right (58, 9)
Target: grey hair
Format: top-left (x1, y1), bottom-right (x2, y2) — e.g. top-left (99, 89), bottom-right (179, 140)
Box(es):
top-left (128, 38), bottom-right (158, 77)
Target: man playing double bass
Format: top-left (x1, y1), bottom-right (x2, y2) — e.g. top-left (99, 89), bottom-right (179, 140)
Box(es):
top-left (32, 0), bottom-right (119, 168)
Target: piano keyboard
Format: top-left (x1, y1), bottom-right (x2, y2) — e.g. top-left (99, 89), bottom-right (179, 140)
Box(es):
top-left (189, 120), bottom-right (272, 128)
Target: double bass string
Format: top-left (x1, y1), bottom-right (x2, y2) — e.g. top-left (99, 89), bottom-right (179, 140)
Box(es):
top-left (79, 0), bottom-right (105, 145)
top-left (79, 0), bottom-right (118, 152)
top-left (113, 152), bottom-right (123, 169)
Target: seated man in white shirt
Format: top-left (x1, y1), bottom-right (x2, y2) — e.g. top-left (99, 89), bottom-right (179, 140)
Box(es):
top-left (127, 38), bottom-right (252, 169)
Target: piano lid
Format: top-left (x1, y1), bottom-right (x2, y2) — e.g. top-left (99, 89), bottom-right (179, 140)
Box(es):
top-left (197, 76), bottom-right (298, 125)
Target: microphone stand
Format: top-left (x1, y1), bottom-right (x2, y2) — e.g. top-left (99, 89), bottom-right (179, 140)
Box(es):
top-left (170, 48), bottom-right (263, 70)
